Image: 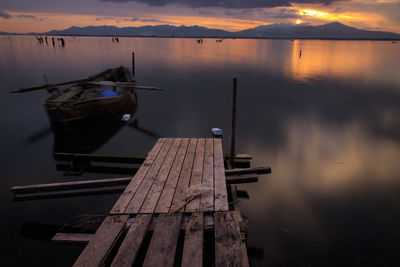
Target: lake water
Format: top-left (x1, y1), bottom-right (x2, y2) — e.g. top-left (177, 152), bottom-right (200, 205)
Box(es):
top-left (1, 36), bottom-right (400, 266)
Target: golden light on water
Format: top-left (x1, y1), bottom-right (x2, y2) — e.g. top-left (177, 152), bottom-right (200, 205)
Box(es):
top-left (296, 20), bottom-right (302, 24)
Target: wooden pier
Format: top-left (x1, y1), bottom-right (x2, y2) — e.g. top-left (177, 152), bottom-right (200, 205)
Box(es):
top-left (73, 138), bottom-right (249, 266)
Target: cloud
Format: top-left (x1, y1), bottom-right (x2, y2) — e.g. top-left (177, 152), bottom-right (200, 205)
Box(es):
top-left (198, 9), bottom-right (215, 15)
top-left (99, 0), bottom-right (344, 9)
top-left (140, 18), bottom-right (168, 23)
top-left (225, 8), bottom-right (301, 20)
top-left (17, 14), bottom-right (38, 20)
top-left (262, 9), bottom-right (302, 19)
top-left (0, 10), bottom-right (11, 19)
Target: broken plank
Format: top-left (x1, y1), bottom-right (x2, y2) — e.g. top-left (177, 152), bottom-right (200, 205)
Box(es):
top-left (200, 138), bottom-right (214, 211)
top-left (225, 167), bottom-right (271, 176)
top-left (155, 138), bottom-right (189, 213)
top-left (73, 215), bottom-right (129, 267)
top-left (54, 152), bottom-right (145, 164)
top-left (56, 164), bottom-right (138, 176)
top-left (125, 138), bottom-right (174, 214)
top-left (214, 138), bottom-right (229, 211)
top-left (169, 139), bottom-right (197, 212)
top-left (13, 185), bottom-right (127, 201)
top-left (143, 213), bottom-right (183, 267)
top-left (226, 174), bottom-right (258, 184)
top-left (110, 138), bottom-right (166, 214)
top-left (223, 153), bottom-right (252, 160)
top-left (110, 214), bottom-right (152, 267)
top-left (140, 138), bottom-right (181, 213)
top-left (11, 177), bottom-right (132, 193)
top-left (181, 212), bottom-right (203, 267)
top-left (52, 233), bottom-right (93, 244)
top-left (185, 138), bottom-right (205, 212)
top-left (215, 212), bottom-right (249, 267)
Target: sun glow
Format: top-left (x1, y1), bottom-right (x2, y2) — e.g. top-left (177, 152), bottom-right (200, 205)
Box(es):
top-left (299, 9), bottom-right (330, 18)
top-left (296, 20), bottom-right (302, 24)
top-left (298, 8), bottom-right (360, 22)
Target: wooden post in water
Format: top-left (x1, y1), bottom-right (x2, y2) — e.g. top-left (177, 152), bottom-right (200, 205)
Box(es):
top-left (132, 52), bottom-right (135, 78)
top-left (230, 78), bottom-right (237, 168)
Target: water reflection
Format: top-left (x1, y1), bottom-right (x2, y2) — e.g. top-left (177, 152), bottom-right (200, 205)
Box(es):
top-left (53, 112), bottom-right (134, 154)
top-left (2, 36), bottom-right (400, 266)
top-left (2, 37), bottom-right (399, 88)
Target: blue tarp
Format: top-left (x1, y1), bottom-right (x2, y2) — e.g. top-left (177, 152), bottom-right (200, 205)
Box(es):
top-left (100, 89), bottom-right (118, 97)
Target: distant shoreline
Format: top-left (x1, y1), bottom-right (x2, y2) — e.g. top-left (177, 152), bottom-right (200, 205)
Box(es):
top-left (1, 33), bottom-right (399, 41)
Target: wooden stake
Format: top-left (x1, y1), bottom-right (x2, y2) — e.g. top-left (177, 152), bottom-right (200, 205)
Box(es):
top-left (230, 78), bottom-right (237, 168)
top-left (132, 52), bottom-right (135, 78)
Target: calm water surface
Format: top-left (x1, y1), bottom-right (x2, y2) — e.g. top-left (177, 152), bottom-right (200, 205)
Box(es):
top-left (1, 36), bottom-right (400, 266)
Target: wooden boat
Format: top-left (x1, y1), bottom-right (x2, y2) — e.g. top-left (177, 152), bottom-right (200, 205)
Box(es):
top-left (42, 66), bottom-right (137, 133)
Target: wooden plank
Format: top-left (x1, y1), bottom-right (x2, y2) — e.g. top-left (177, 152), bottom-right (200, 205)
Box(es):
top-left (225, 167), bottom-right (271, 176)
top-left (52, 233), bottom-right (92, 244)
top-left (110, 214), bottom-right (152, 267)
top-left (170, 139), bottom-right (197, 212)
top-left (73, 215), bottom-right (129, 267)
top-left (13, 185), bottom-right (127, 201)
top-left (181, 212), bottom-right (203, 267)
top-left (223, 153), bottom-right (252, 160)
top-left (226, 174), bottom-right (258, 184)
top-left (155, 138), bottom-right (189, 213)
top-left (214, 138), bottom-right (229, 211)
top-left (143, 213), bottom-right (182, 267)
top-left (200, 138), bottom-right (214, 211)
top-left (185, 138), bottom-right (205, 212)
top-left (56, 164), bottom-right (137, 176)
top-left (110, 138), bottom-right (166, 214)
top-left (140, 139), bottom-right (182, 213)
top-left (54, 152), bottom-right (145, 164)
top-left (12, 177), bottom-right (132, 193)
top-left (125, 138), bottom-right (174, 214)
top-left (214, 212), bottom-right (249, 267)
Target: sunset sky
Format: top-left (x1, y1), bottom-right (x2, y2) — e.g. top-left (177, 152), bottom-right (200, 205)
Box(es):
top-left (1, 0), bottom-right (400, 33)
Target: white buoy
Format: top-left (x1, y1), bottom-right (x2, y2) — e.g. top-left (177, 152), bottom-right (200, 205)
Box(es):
top-left (121, 114), bottom-right (131, 121)
top-left (211, 128), bottom-right (223, 136)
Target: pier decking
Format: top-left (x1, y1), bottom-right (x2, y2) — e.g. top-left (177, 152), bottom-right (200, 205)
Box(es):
top-left (73, 138), bottom-right (249, 266)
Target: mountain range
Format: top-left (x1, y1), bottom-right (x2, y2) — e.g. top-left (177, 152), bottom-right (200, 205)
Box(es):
top-left (1, 22), bottom-right (400, 40)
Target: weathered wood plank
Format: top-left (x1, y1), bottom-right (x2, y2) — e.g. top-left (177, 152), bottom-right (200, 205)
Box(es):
top-left (11, 166), bottom-right (267, 194)
top-left (140, 138), bottom-right (181, 213)
top-left (125, 138), bottom-right (174, 214)
top-left (200, 138), bottom-right (214, 211)
top-left (155, 138), bottom-right (189, 213)
top-left (73, 215), bottom-right (129, 267)
top-left (110, 214), bottom-right (152, 267)
top-left (52, 233), bottom-right (93, 244)
top-left (143, 213), bottom-right (183, 267)
top-left (214, 212), bottom-right (248, 267)
top-left (231, 186), bottom-right (250, 261)
top-left (185, 138), bottom-right (205, 212)
top-left (226, 174), bottom-right (258, 184)
top-left (214, 138), bottom-right (229, 211)
top-left (12, 177), bottom-right (132, 193)
top-left (170, 139), bottom-right (197, 212)
top-left (54, 152), bottom-right (145, 164)
top-left (13, 185), bottom-right (127, 201)
top-left (223, 153), bottom-right (252, 160)
top-left (110, 138), bottom-right (166, 214)
top-left (181, 212), bottom-right (203, 267)
top-left (56, 164), bottom-right (137, 176)
top-left (225, 167), bottom-right (271, 176)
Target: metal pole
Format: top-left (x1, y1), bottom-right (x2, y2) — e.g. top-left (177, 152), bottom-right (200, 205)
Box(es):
top-left (230, 78), bottom-right (237, 168)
